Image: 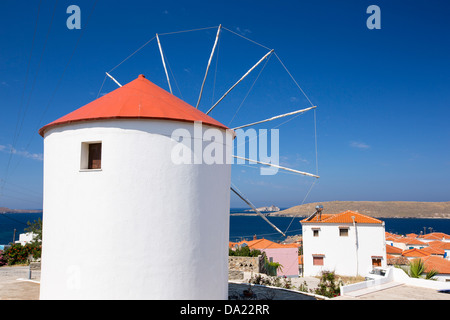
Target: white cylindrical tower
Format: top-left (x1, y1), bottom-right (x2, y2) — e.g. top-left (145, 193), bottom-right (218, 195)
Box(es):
top-left (39, 75), bottom-right (233, 299)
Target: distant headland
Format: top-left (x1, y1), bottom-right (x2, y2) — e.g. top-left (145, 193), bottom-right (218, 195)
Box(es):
top-left (0, 207), bottom-right (42, 214)
top-left (268, 201), bottom-right (450, 219)
top-left (244, 205), bottom-right (280, 213)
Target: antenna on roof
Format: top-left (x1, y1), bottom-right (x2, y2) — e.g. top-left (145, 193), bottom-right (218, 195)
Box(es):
top-left (316, 205), bottom-right (323, 221)
top-left (305, 204), bottom-right (323, 221)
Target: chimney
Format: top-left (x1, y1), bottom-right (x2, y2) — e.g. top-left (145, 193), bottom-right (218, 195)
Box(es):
top-left (253, 234), bottom-right (257, 240)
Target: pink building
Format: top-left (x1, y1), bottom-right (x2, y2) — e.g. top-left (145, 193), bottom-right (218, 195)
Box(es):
top-left (232, 237), bottom-right (299, 277)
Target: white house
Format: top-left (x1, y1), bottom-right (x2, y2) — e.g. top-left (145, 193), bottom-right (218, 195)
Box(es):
top-left (390, 237), bottom-right (428, 251)
top-left (15, 232), bottom-right (38, 246)
top-left (301, 210), bottom-right (386, 277)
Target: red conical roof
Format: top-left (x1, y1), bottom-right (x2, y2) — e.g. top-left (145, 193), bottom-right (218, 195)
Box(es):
top-left (39, 74), bottom-right (228, 137)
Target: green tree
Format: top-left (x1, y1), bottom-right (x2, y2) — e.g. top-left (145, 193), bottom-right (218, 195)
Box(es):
top-left (229, 246), bottom-right (261, 257)
top-left (24, 218), bottom-right (42, 243)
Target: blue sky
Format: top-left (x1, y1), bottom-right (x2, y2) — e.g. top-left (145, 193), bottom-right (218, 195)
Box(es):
top-left (0, 0), bottom-right (449, 209)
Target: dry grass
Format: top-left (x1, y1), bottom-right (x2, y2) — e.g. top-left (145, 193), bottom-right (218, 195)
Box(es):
top-left (336, 275), bottom-right (366, 285)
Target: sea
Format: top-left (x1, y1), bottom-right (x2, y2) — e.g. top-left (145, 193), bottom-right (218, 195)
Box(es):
top-left (0, 209), bottom-right (449, 245)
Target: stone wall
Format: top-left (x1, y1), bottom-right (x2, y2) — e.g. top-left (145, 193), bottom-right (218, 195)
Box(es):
top-left (228, 255), bottom-right (264, 273)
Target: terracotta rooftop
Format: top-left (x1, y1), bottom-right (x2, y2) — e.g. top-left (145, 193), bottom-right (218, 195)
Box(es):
top-left (428, 241), bottom-right (450, 250)
top-left (401, 248), bottom-right (431, 258)
top-left (418, 232), bottom-right (450, 241)
top-left (421, 246), bottom-right (445, 256)
top-left (231, 238), bottom-right (298, 250)
top-left (421, 256), bottom-right (450, 274)
top-left (386, 244), bottom-right (403, 255)
top-left (301, 210), bottom-right (383, 224)
top-left (39, 74), bottom-right (228, 137)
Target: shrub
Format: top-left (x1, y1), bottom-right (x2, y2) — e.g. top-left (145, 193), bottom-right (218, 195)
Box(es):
top-left (229, 246), bottom-right (262, 257)
top-left (1, 243), bottom-right (41, 265)
top-left (314, 271), bottom-right (343, 298)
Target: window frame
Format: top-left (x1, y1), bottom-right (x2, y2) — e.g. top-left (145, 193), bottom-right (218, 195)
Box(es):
top-left (312, 255), bottom-right (324, 266)
top-left (312, 228), bottom-right (320, 237)
top-left (339, 226), bottom-right (349, 237)
top-left (80, 141), bottom-right (102, 171)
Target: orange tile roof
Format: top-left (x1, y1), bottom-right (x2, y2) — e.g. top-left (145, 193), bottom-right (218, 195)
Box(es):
top-left (428, 240), bottom-right (450, 250)
top-left (419, 232), bottom-right (450, 240)
top-left (39, 74), bottom-right (228, 137)
top-left (385, 235), bottom-right (400, 241)
top-left (420, 256), bottom-right (450, 274)
top-left (421, 246), bottom-right (445, 255)
top-left (233, 238), bottom-right (298, 250)
top-left (301, 210), bottom-right (383, 224)
top-left (385, 232), bottom-right (402, 239)
top-left (401, 248), bottom-right (431, 258)
top-left (405, 238), bottom-right (428, 246)
top-left (390, 237), bottom-right (428, 246)
top-left (406, 233), bottom-right (418, 238)
top-left (386, 244), bottom-right (403, 255)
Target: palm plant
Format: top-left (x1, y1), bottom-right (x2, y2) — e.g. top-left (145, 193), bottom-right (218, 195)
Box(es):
top-left (405, 259), bottom-right (438, 280)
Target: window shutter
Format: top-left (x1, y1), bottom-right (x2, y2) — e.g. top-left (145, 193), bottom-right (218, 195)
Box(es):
top-left (313, 256), bottom-right (324, 266)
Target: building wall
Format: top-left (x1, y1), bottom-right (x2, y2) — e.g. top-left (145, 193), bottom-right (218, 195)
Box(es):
top-left (16, 232), bottom-right (36, 246)
top-left (302, 222), bottom-right (386, 277)
top-left (40, 119), bottom-right (232, 299)
top-left (263, 247), bottom-right (299, 277)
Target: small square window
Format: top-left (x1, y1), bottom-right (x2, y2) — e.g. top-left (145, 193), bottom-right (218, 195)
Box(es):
top-left (81, 142), bottom-right (102, 170)
top-left (339, 228), bottom-right (349, 237)
top-left (372, 258), bottom-right (382, 267)
top-left (313, 256), bottom-right (324, 266)
top-left (313, 229), bottom-right (319, 237)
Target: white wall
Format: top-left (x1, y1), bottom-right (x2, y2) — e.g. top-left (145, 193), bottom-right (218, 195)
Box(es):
top-left (340, 267), bottom-right (450, 296)
top-left (16, 232), bottom-right (37, 246)
top-left (40, 119), bottom-right (232, 299)
top-left (302, 222), bottom-right (386, 277)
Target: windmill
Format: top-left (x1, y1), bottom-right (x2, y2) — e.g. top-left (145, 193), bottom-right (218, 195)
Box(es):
top-left (39, 24), bottom-right (320, 300)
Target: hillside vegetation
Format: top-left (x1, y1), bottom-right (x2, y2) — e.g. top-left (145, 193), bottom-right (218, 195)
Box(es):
top-left (271, 201), bottom-right (450, 219)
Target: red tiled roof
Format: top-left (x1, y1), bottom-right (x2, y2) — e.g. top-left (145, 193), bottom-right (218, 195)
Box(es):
top-left (420, 256), bottom-right (450, 274)
top-left (428, 240), bottom-right (450, 250)
top-left (386, 244), bottom-right (403, 255)
top-left (405, 238), bottom-right (428, 246)
top-left (301, 210), bottom-right (383, 224)
top-left (418, 232), bottom-right (450, 240)
top-left (232, 238), bottom-right (298, 250)
top-left (421, 246), bottom-right (445, 255)
top-left (401, 248), bottom-right (431, 258)
top-left (39, 74), bottom-right (228, 137)
top-left (406, 233), bottom-right (418, 238)
top-left (389, 237), bottom-right (428, 246)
